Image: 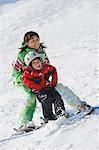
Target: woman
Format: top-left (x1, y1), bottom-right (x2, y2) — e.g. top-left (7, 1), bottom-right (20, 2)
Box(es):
top-left (12, 31), bottom-right (93, 129)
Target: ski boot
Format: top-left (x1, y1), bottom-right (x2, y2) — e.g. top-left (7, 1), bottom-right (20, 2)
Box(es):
top-left (77, 101), bottom-right (94, 114)
top-left (17, 121), bottom-right (36, 133)
top-left (47, 113), bottom-right (57, 121)
top-left (56, 108), bottom-right (69, 118)
top-left (40, 113), bottom-right (57, 125)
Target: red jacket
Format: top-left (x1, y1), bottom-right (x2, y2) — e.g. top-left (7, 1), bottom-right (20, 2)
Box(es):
top-left (22, 64), bottom-right (58, 91)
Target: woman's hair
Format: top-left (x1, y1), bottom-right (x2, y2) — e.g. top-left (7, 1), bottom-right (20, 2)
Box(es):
top-left (23, 31), bottom-right (39, 43)
top-left (22, 31), bottom-right (46, 49)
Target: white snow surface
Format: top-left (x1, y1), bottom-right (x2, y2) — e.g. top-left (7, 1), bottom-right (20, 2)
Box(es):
top-left (0, 0), bottom-right (99, 149)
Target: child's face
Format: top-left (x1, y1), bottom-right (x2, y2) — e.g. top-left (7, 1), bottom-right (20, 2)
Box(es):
top-left (26, 35), bottom-right (40, 49)
top-left (32, 58), bottom-right (42, 70)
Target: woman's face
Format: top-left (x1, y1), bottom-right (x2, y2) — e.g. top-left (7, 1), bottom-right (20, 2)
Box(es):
top-left (32, 58), bottom-right (42, 70)
top-left (26, 35), bottom-right (40, 49)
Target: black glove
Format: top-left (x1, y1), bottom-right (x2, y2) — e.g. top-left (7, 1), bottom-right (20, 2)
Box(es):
top-left (44, 72), bottom-right (52, 82)
top-left (44, 67), bottom-right (56, 82)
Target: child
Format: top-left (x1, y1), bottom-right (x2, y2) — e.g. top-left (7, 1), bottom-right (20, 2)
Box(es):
top-left (12, 31), bottom-right (93, 129)
top-left (22, 51), bottom-right (69, 125)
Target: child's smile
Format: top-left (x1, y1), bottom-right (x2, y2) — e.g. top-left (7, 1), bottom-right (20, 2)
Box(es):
top-left (26, 35), bottom-right (40, 50)
top-left (32, 59), bottom-right (42, 70)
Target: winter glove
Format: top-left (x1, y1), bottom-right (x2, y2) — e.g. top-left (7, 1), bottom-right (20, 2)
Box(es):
top-left (44, 72), bottom-right (52, 82)
top-left (44, 67), bottom-right (56, 82)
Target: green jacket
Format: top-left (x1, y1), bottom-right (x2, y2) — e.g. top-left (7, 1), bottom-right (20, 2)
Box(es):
top-left (12, 45), bottom-right (49, 93)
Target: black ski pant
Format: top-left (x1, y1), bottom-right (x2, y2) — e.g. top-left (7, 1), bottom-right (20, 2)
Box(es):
top-left (35, 87), bottom-right (65, 119)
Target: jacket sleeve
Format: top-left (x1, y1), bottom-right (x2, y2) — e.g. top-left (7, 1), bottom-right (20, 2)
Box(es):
top-left (45, 65), bottom-right (58, 87)
top-left (21, 71), bottom-right (45, 91)
top-left (42, 49), bottom-right (50, 64)
top-left (50, 66), bottom-right (58, 87)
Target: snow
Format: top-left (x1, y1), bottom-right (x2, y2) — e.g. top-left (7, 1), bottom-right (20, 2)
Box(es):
top-left (0, 0), bottom-right (99, 149)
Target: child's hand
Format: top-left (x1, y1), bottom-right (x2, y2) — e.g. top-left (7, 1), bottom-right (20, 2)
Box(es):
top-left (45, 81), bottom-right (52, 88)
top-left (44, 72), bottom-right (52, 81)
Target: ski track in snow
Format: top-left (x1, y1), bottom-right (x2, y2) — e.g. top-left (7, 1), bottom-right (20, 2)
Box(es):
top-left (0, 0), bottom-right (99, 150)
top-left (0, 110), bottom-right (99, 150)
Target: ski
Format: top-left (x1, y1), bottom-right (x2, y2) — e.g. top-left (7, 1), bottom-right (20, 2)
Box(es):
top-left (55, 107), bottom-right (95, 127)
top-left (0, 107), bottom-right (96, 144)
top-left (0, 125), bottom-right (44, 144)
top-left (82, 107), bottom-right (95, 118)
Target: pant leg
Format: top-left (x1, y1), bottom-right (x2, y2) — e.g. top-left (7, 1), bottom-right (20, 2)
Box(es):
top-left (55, 83), bottom-right (83, 109)
top-left (41, 99), bottom-right (53, 119)
top-left (19, 93), bottom-right (36, 126)
top-left (16, 82), bottom-right (36, 127)
top-left (49, 88), bottom-right (65, 115)
top-left (36, 89), bottom-right (53, 119)
top-left (12, 71), bottom-right (37, 127)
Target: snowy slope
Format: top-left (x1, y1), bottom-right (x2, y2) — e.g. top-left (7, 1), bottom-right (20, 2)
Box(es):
top-left (0, 0), bottom-right (99, 150)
